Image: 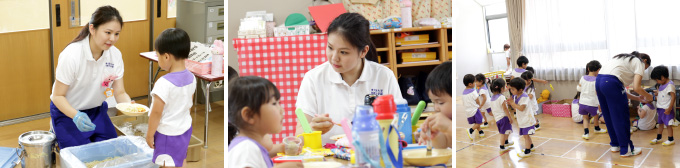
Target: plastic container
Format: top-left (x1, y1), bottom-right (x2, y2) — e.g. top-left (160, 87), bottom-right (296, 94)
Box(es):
top-left (395, 99), bottom-right (413, 143)
top-left (352, 105), bottom-right (381, 167)
top-left (0, 147), bottom-right (19, 168)
top-left (185, 59), bottom-right (212, 75)
top-left (372, 95), bottom-right (399, 167)
top-left (59, 136), bottom-right (158, 168)
top-left (400, 0), bottom-right (413, 28)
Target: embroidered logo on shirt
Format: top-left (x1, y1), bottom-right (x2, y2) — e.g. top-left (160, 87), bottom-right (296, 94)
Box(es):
top-left (370, 89), bottom-right (383, 96)
top-left (105, 62), bottom-right (114, 68)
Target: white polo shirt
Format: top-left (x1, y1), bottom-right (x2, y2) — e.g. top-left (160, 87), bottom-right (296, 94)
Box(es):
top-left (638, 103), bottom-right (657, 130)
top-left (150, 69), bottom-right (196, 135)
top-left (296, 59), bottom-right (402, 143)
top-left (656, 81), bottom-right (675, 110)
top-left (510, 68), bottom-right (527, 79)
top-left (462, 88), bottom-right (479, 118)
top-left (577, 75), bottom-right (599, 107)
top-left (599, 57), bottom-right (645, 86)
top-left (489, 94), bottom-right (507, 121)
top-left (52, 36), bottom-right (125, 110)
top-left (477, 86), bottom-right (491, 110)
top-left (514, 93), bottom-right (535, 128)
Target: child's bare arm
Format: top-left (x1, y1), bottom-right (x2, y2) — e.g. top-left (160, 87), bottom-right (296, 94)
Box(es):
top-left (431, 132), bottom-right (450, 149)
top-left (638, 108), bottom-right (646, 118)
top-left (479, 95), bottom-right (487, 109)
top-left (502, 102), bottom-right (514, 124)
top-left (533, 78), bottom-right (549, 84)
top-left (146, 95), bottom-right (165, 149)
top-left (666, 92), bottom-right (675, 114)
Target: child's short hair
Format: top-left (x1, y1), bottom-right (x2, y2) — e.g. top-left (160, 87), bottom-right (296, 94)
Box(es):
top-left (509, 78), bottom-right (526, 91)
top-left (426, 61), bottom-right (452, 96)
top-left (228, 66), bottom-right (239, 82)
top-left (517, 56), bottom-right (529, 67)
top-left (525, 66), bottom-right (535, 74)
top-left (586, 60), bottom-right (602, 73)
top-left (228, 76), bottom-right (281, 143)
top-left (651, 65), bottom-right (669, 80)
top-left (504, 44), bottom-right (510, 50)
top-left (155, 28), bottom-right (190, 60)
top-left (475, 73), bottom-right (486, 85)
top-left (463, 74), bottom-right (475, 87)
top-left (489, 78), bottom-right (506, 94)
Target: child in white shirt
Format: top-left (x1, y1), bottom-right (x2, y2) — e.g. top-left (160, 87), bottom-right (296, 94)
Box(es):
top-left (507, 78), bottom-right (536, 158)
top-left (577, 61), bottom-right (607, 140)
top-left (463, 74), bottom-right (484, 140)
top-left (649, 66), bottom-right (676, 146)
top-left (632, 102), bottom-right (658, 132)
top-left (489, 78), bottom-right (515, 153)
top-left (475, 73), bottom-right (493, 128)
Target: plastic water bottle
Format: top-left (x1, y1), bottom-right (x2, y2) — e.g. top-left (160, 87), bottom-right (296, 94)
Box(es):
top-left (400, 0), bottom-right (413, 28)
top-left (352, 105), bottom-right (381, 168)
top-left (373, 95), bottom-right (400, 167)
top-left (395, 98), bottom-right (413, 143)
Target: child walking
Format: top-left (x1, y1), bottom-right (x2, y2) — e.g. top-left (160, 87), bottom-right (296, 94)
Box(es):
top-left (463, 74), bottom-right (485, 140)
top-left (489, 78), bottom-right (515, 153)
top-left (649, 65), bottom-right (676, 146)
top-left (227, 76), bottom-right (301, 168)
top-left (475, 73), bottom-right (493, 128)
top-left (519, 71), bottom-right (542, 130)
top-left (578, 61), bottom-right (607, 140)
top-left (146, 28), bottom-right (196, 167)
top-left (507, 78), bottom-right (536, 158)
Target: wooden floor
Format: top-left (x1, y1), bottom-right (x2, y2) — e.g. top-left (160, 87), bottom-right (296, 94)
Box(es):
top-left (455, 97), bottom-right (680, 168)
top-left (0, 100), bottom-right (224, 168)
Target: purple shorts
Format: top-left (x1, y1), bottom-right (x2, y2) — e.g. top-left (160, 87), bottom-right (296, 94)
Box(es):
top-left (657, 108), bottom-right (676, 126)
top-left (519, 126), bottom-right (535, 135)
top-left (467, 110), bottom-right (483, 124)
top-left (153, 127), bottom-right (192, 167)
top-left (496, 117), bottom-right (513, 134)
top-left (578, 104), bottom-right (598, 116)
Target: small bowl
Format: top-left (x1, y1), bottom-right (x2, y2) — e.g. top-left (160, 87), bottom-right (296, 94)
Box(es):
top-left (115, 103), bottom-right (150, 116)
top-left (403, 148), bottom-right (452, 166)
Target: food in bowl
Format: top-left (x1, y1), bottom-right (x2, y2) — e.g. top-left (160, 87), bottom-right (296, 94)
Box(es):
top-left (116, 103), bottom-right (149, 116)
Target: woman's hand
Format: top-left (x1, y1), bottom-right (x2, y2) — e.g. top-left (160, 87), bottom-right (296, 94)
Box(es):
top-left (310, 114), bottom-right (334, 134)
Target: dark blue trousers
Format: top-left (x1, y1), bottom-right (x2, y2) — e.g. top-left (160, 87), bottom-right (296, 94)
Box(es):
top-left (596, 74), bottom-right (634, 155)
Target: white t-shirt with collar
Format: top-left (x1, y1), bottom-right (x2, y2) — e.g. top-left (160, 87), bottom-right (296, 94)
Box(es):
top-left (462, 88), bottom-right (479, 118)
top-left (150, 69), bottom-right (196, 135)
top-left (599, 57), bottom-right (645, 86)
top-left (296, 59), bottom-right (402, 143)
top-left (514, 93), bottom-right (535, 128)
top-left (577, 75), bottom-right (599, 107)
top-left (51, 36), bottom-right (125, 110)
top-left (656, 81), bottom-right (675, 110)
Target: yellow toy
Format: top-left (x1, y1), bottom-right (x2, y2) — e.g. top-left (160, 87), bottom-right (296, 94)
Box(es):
top-left (537, 89), bottom-right (550, 103)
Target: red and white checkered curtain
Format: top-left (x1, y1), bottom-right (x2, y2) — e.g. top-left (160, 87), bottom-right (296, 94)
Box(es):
top-left (233, 34), bottom-right (328, 144)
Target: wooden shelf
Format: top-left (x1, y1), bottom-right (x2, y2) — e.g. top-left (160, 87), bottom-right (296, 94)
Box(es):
top-left (377, 47), bottom-right (388, 52)
top-left (396, 60), bottom-right (442, 68)
top-left (448, 43), bottom-right (452, 46)
top-left (396, 43), bottom-right (441, 50)
top-left (370, 29), bottom-right (391, 34)
top-left (393, 26), bottom-right (440, 33)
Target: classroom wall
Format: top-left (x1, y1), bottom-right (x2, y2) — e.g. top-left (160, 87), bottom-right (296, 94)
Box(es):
top-left (227, 0), bottom-right (326, 72)
top-left (455, 0), bottom-right (489, 96)
top-left (0, 0), bottom-right (49, 33)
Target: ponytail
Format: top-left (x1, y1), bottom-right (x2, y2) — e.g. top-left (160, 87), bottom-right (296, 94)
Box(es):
top-left (613, 51), bottom-right (651, 66)
top-left (69, 23), bottom-right (91, 45)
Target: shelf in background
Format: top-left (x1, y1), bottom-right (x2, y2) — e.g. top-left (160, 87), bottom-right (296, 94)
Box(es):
top-left (377, 48), bottom-right (388, 52)
top-left (396, 43), bottom-right (441, 50)
top-left (448, 43), bottom-right (452, 46)
top-left (396, 60), bottom-right (442, 68)
top-left (370, 29), bottom-right (392, 34)
top-left (393, 26), bottom-right (441, 33)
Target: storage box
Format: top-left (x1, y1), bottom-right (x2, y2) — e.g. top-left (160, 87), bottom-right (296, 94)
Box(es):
top-left (59, 136), bottom-right (157, 168)
top-left (542, 99), bottom-right (573, 117)
top-left (186, 59), bottom-right (212, 75)
top-left (274, 25), bottom-right (310, 37)
top-left (401, 52), bottom-right (436, 62)
top-left (111, 116), bottom-right (204, 162)
top-left (0, 147), bottom-right (19, 168)
top-left (396, 34), bottom-right (429, 44)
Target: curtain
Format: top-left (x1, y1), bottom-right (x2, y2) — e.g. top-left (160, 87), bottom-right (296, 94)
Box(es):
top-left (505, 0), bottom-right (525, 70)
top-left (523, 0), bottom-right (680, 81)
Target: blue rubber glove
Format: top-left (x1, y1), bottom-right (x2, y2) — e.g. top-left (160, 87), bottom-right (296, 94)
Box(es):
top-left (73, 111), bottom-right (96, 132)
